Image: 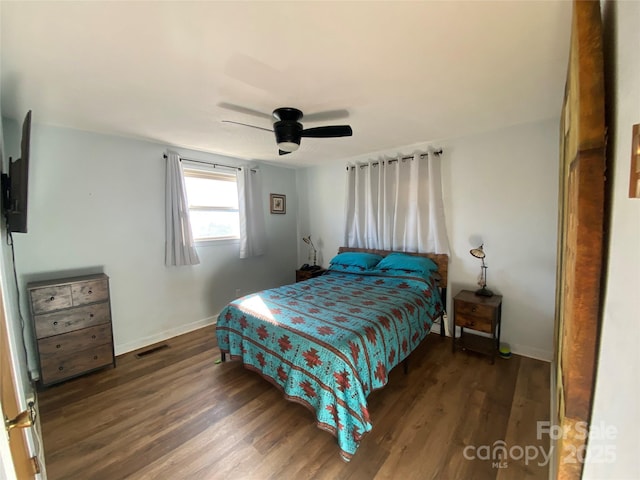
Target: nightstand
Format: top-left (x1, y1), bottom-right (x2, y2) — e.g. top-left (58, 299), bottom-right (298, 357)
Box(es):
top-left (452, 290), bottom-right (503, 364)
top-left (295, 268), bottom-right (326, 282)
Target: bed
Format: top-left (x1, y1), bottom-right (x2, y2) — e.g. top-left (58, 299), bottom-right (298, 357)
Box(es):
top-left (216, 247), bottom-right (448, 461)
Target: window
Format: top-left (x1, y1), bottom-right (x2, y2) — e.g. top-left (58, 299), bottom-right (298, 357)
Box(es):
top-left (183, 167), bottom-right (240, 241)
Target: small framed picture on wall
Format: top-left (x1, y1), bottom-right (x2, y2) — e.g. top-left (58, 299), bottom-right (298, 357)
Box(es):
top-left (270, 194), bottom-right (286, 214)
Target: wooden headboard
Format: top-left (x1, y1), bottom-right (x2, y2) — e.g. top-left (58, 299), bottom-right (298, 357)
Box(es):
top-left (337, 247), bottom-right (448, 288)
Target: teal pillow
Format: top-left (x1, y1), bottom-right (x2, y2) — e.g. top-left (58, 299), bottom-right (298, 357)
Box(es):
top-left (376, 253), bottom-right (438, 276)
top-left (329, 252), bottom-right (383, 270)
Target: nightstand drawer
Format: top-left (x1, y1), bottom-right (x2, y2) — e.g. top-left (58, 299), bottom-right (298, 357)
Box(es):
top-left (455, 313), bottom-right (493, 333)
top-left (455, 301), bottom-right (494, 319)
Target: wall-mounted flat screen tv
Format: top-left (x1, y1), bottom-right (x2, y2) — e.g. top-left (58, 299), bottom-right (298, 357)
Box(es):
top-left (2, 110), bottom-right (32, 233)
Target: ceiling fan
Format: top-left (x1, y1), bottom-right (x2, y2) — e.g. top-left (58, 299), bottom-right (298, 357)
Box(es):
top-left (222, 107), bottom-right (353, 155)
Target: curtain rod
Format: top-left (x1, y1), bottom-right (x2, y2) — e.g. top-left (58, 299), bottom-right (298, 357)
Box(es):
top-left (346, 149), bottom-right (443, 170)
top-left (163, 154), bottom-right (255, 172)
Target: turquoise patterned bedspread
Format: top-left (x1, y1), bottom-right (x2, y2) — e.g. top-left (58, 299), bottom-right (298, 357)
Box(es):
top-left (216, 270), bottom-right (443, 461)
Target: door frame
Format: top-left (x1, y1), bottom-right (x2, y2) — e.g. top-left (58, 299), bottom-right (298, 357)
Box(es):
top-left (554, 1), bottom-right (606, 478)
top-left (0, 269), bottom-right (38, 479)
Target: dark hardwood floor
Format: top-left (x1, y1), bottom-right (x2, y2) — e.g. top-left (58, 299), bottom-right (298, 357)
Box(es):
top-left (38, 326), bottom-right (550, 479)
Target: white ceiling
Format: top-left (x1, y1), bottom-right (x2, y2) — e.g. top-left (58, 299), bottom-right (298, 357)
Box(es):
top-left (0, 1), bottom-right (571, 167)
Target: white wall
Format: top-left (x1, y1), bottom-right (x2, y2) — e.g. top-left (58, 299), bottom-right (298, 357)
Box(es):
top-left (2, 121), bottom-right (299, 374)
top-left (583, 1), bottom-right (640, 478)
top-left (298, 118), bottom-right (559, 360)
top-left (296, 163), bottom-right (346, 268)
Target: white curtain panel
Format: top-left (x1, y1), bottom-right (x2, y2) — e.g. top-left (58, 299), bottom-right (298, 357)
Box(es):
top-left (237, 166), bottom-right (267, 258)
top-left (344, 147), bottom-right (450, 254)
top-left (165, 151), bottom-right (200, 266)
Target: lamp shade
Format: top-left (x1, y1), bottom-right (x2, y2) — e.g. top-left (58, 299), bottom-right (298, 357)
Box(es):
top-left (470, 245), bottom-right (485, 259)
top-left (469, 243), bottom-right (493, 297)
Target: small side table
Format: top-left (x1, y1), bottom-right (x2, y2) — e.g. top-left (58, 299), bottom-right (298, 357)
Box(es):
top-left (295, 267), bottom-right (327, 282)
top-left (452, 290), bottom-right (503, 363)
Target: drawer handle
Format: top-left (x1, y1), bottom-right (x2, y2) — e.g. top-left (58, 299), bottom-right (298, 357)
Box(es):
top-left (49, 296), bottom-right (55, 301)
top-left (92, 335), bottom-right (96, 339)
top-left (58, 366), bottom-right (63, 371)
top-left (88, 290), bottom-right (93, 294)
top-left (53, 321), bottom-right (58, 326)
top-left (56, 344), bottom-right (61, 349)
top-left (93, 355), bottom-right (98, 360)
top-left (90, 314), bottom-right (94, 318)
top-left (471, 307), bottom-right (477, 313)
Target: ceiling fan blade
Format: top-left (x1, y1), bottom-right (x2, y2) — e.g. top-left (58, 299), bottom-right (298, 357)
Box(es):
top-left (301, 125), bottom-right (353, 138)
top-left (279, 149), bottom-right (292, 156)
top-left (218, 102), bottom-right (271, 119)
top-left (303, 109), bottom-right (349, 123)
top-left (221, 120), bottom-right (273, 132)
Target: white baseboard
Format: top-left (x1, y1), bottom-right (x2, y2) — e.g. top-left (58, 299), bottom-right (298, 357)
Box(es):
top-left (510, 343), bottom-right (553, 362)
top-left (115, 314), bottom-right (218, 356)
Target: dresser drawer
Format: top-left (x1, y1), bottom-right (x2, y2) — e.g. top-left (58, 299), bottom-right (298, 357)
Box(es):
top-left (38, 324), bottom-right (113, 357)
top-left (30, 285), bottom-right (73, 314)
top-left (40, 343), bottom-right (113, 385)
top-left (34, 302), bottom-right (111, 339)
top-left (71, 278), bottom-right (109, 306)
top-left (455, 313), bottom-right (493, 333)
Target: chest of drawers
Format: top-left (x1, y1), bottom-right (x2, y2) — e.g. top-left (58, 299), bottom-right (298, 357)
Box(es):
top-left (28, 273), bottom-right (115, 386)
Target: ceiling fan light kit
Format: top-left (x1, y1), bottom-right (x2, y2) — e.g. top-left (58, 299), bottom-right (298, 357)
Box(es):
top-left (277, 142), bottom-right (299, 153)
top-left (222, 106), bottom-right (353, 156)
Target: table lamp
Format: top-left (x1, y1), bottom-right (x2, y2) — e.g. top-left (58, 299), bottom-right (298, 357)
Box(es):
top-left (470, 244), bottom-right (494, 297)
top-left (302, 235), bottom-right (317, 266)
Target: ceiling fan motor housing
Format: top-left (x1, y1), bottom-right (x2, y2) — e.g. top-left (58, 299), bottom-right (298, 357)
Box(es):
top-left (274, 120), bottom-right (302, 151)
top-left (273, 107), bottom-right (303, 122)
